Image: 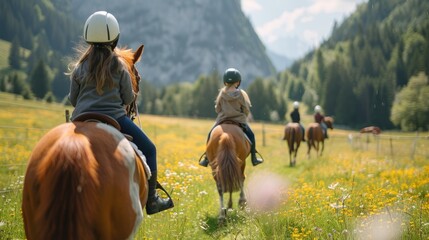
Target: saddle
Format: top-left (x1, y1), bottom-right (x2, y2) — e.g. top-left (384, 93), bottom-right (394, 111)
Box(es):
top-left (217, 120), bottom-right (251, 144)
top-left (72, 112), bottom-right (152, 177)
top-left (218, 120), bottom-right (246, 131)
top-left (72, 112), bottom-right (172, 201)
top-left (72, 112), bottom-right (133, 141)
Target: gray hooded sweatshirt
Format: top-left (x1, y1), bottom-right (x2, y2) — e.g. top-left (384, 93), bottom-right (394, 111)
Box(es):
top-left (68, 60), bottom-right (134, 120)
top-left (215, 88), bottom-right (251, 124)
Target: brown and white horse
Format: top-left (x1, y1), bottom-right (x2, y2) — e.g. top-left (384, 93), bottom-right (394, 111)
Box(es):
top-left (283, 123), bottom-right (302, 167)
top-left (22, 45), bottom-right (147, 240)
top-left (306, 116), bottom-right (334, 157)
top-left (206, 123), bottom-right (250, 224)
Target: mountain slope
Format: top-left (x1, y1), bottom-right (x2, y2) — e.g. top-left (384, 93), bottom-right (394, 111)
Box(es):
top-left (282, 0), bottom-right (429, 129)
top-left (69, 0), bottom-right (276, 86)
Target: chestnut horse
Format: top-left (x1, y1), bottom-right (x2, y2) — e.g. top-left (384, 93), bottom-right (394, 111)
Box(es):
top-left (22, 45), bottom-right (148, 240)
top-left (282, 123), bottom-right (302, 167)
top-left (206, 123), bottom-right (250, 224)
top-left (306, 116), bottom-right (334, 157)
top-left (360, 126), bottom-right (381, 135)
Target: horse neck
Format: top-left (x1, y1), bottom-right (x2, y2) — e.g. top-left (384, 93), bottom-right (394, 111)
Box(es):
top-left (116, 49), bottom-right (139, 93)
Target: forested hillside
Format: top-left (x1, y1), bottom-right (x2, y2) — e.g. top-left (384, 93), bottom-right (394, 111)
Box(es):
top-left (0, 0), bottom-right (79, 101)
top-left (275, 0), bottom-right (429, 130)
top-left (0, 0), bottom-right (275, 103)
top-left (1, 0), bottom-right (427, 129)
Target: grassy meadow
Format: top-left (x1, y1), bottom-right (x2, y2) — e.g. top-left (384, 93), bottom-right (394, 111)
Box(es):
top-left (0, 92), bottom-right (428, 239)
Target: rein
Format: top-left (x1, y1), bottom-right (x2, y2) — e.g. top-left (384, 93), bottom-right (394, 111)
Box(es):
top-left (127, 94), bottom-right (143, 129)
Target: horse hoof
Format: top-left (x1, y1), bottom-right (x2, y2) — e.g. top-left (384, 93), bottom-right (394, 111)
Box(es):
top-left (218, 217), bottom-right (226, 226)
top-left (238, 199), bottom-right (247, 209)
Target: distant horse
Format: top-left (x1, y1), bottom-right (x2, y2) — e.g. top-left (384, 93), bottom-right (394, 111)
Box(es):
top-left (282, 123), bottom-right (302, 167)
top-left (22, 45), bottom-right (148, 240)
top-left (360, 126), bottom-right (381, 135)
top-left (306, 117), bottom-right (334, 157)
top-left (206, 123), bottom-right (250, 224)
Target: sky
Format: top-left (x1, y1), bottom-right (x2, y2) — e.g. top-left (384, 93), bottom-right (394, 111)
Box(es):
top-left (241, 0), bottom-right (367, 60)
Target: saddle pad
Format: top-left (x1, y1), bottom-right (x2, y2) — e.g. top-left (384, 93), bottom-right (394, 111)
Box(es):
top-left (129, 142), bottom-right (152, 179)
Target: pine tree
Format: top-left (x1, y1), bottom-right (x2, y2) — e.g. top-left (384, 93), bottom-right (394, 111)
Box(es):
top-left (8, 37), bottom-right (21, 69)
top-left (191, 71), bottom-right (221, 118)
top-left (11, 73), bottom-right (27, 95)
top-left (29, 60), bottom-right (50, 99)
top-left (52, 71), bottom-right (69, 100)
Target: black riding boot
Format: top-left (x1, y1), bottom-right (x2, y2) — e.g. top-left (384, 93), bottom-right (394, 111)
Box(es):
top-left (146, 171), bottom-right (174, 215)
top-left (250, 145), bottom-right (263, 166)
top-left (199, 154), bottom-right (209, 167)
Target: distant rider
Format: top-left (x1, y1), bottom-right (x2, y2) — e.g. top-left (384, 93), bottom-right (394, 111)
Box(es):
top-left (290, 101), bottom-right (305, 141)
top-left (199, 68), bottom-right (263, 167)
top-left (314, 105), bottom-right (328, 139)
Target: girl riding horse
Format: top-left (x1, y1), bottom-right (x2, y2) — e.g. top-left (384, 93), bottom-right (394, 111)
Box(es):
top-left (68, 11), bottom-right (173, 215)
top-left (314, 105), bottom-right (328, 139)
top-left (199, 68), bottom-right (263, 167)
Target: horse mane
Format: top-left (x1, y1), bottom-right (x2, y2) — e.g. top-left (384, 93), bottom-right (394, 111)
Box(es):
top-left (115, 47), bottom-right (139, 93)
top-left (35, 130), bottom-right (99, 239)
top-left (324, 116), bottom-right (334, 129)
top-left (324, 116), bottom-right (334, 123)
top-left (216, 133), bottom-right (242, 192)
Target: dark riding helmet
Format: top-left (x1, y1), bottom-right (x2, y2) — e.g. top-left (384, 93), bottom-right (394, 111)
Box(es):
top-left (223, 68), bottom-right (242, 85)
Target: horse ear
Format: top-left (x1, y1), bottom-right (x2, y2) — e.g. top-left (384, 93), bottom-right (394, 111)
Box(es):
top-left (133, 44), bottom-right (144, 63)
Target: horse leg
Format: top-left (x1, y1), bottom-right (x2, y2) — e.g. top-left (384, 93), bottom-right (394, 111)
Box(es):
top-left (307, 140), bottom-right (311, 158)
top-left (315, 141), bottom-right (320, 156)
top-left (320, 140), bottom-right (324, 156)
top-left (217, 182), bottom-right (226, 225)
top-left (293, 147), bottom-right (297, 166)
top-left (227, 192), bottom-right (233, 209)
top-left (238, 185), bottom-right (246, 209)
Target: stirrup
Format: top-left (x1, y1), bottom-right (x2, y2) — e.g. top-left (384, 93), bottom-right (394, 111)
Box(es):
top-left (251, 151), bottom-right (264, 166)
top-left (146, 181), bottom-right (174, 215)
top-left (155, 181), bottom-right (173, 202)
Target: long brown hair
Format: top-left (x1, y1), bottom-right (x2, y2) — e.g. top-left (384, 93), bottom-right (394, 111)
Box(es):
top-left (68, 44), bottom-right (126, 95)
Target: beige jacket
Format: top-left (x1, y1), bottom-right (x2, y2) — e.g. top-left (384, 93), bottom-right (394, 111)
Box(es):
top-left (215, 88), bottom-right (251, 124)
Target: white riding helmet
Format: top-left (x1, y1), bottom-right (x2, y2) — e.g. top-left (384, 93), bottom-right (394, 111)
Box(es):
top-left (315, 105), bottom-right (322, 113)
top-left (83, 11), bottom-right (120, 44)
top-left (293, 101), bottom-right (299, 109)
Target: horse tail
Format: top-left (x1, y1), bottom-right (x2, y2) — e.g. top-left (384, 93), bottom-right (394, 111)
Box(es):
top-left (216, 133), bottom-right (242, 193)
top-left (291, 128), bottom-right (296, 152)
top-left (36, 132), bottom-right (99, 240)
top-left (286, 127), bottom-right (295, 152)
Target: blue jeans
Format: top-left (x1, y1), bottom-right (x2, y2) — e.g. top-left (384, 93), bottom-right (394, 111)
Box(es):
top-left (321, 122), bottom-right (328, 137)
top-left (117, 115), bottom-right (157, 172)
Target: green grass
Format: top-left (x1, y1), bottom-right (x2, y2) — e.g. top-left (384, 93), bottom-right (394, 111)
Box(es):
top-left (0, 92), bottom-right (428, 239)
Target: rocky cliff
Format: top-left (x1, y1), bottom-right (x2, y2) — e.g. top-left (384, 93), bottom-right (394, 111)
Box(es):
top-left (70, 0), bottom-right (276, 86)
